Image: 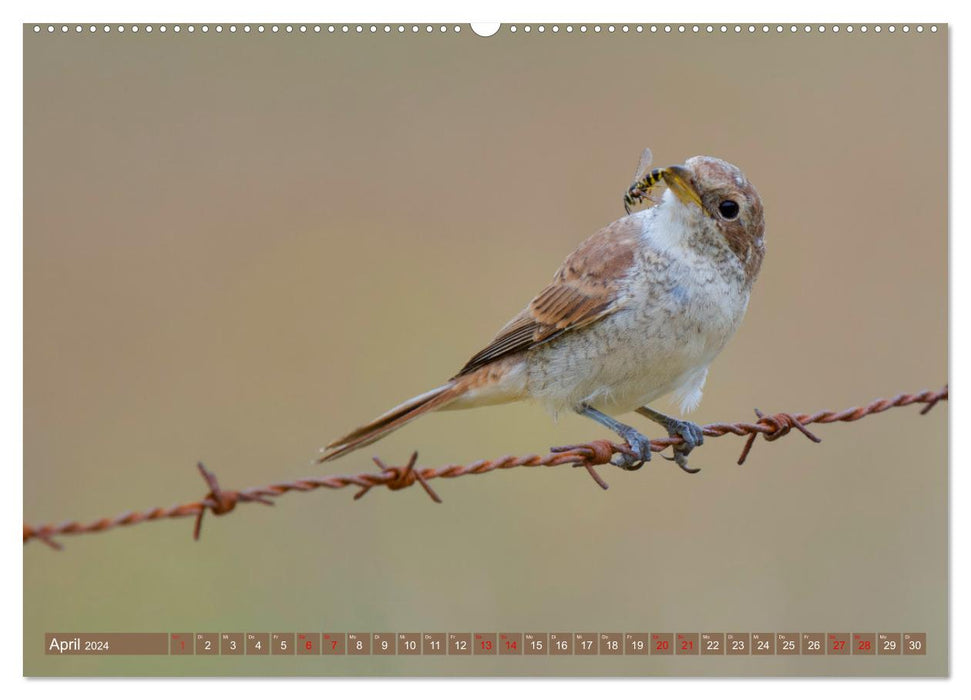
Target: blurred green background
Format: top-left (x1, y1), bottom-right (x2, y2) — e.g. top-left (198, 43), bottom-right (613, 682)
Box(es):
top-left (24, 24), bottom-right (947, 676)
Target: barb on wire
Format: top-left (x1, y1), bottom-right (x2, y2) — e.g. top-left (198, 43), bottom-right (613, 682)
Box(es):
top-left (23, 385), bottom-right (947, 549)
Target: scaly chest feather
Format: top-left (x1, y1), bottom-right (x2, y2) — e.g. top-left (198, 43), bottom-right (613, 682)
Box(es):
top-left (524, 219), bottom-right (751, 416)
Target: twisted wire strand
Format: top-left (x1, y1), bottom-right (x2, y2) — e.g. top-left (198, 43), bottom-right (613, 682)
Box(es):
top-left (23, 385), bottom-right (947, 549)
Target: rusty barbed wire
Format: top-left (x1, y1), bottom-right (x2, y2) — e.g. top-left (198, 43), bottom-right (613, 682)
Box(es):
top-left (23, 385), bottom-right (947, 550)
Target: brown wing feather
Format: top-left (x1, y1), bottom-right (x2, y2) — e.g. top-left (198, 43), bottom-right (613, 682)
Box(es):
top-left (455, 217), bottom-right (640, 377)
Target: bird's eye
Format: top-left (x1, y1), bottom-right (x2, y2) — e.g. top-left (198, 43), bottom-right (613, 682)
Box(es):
top-left (718, 200), bottom-right (740, 219)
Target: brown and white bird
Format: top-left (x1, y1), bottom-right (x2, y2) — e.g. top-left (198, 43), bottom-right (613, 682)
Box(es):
top-left (319, 153), bottom-right (764, 472)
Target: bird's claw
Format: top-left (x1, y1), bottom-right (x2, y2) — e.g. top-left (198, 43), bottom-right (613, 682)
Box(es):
top-left (661, 451), bottom-right (701, 474)
top-left (610, 428), bottom-right (653, 471)
top-left (663, 419), bottom-right (704, 474)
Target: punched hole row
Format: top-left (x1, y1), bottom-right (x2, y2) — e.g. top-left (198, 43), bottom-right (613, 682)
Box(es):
top-left (32, 24), bottom-right (940, 35)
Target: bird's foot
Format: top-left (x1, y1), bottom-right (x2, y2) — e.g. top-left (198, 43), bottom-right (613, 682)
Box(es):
top-left (610, 426), bottom-right (654, 471)
top-left (659, 418), bottom-right (704, 474)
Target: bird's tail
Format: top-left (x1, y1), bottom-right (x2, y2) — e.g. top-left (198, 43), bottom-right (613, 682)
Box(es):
top-left (318, 381), bottom-right (466, 463)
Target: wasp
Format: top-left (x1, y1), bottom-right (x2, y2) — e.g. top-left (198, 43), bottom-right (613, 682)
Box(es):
top-left (623, 147), bottom-right (665, 215)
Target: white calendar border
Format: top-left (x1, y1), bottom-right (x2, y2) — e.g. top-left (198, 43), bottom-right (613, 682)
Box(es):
top-left (3, 0), bottom-right (963, 698)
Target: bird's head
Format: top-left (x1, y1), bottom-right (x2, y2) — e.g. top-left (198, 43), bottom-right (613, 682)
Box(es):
top-left (661, 155), bottom-right (765, 282)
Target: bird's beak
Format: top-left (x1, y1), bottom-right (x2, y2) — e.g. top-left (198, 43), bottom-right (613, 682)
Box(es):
top-left (661, 165), bottom-right (705, 211)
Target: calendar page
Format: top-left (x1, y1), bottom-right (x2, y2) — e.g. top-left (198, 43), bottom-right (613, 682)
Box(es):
top-left (23, 20), bottom-right (947, 678)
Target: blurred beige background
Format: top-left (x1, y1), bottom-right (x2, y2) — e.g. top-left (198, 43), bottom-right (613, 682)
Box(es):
top-left (24, 24), bottom-right (947, 676)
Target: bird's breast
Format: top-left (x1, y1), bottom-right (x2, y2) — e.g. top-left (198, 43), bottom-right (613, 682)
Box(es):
top-left (523, 246), bottom-right (750, 415)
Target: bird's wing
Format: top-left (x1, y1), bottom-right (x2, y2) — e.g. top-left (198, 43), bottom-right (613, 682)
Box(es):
top-left (455, 217), bottom-right (641, 377)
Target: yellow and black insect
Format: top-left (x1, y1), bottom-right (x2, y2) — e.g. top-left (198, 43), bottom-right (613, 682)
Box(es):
top-left (623, 147), bottom-right (665, 215)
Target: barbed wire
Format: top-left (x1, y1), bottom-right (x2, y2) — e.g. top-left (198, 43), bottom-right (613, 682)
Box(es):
top-left (23, 385), bottom-right (947, 550)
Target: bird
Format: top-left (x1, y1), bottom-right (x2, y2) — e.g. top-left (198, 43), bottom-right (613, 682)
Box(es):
top-left (318, 152), bottom-right (765, 472)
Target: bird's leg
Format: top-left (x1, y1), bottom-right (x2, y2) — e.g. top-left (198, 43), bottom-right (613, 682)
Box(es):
top-left (635, 405), bottom-right (704, 474)
top-left (576, 404), bottom-right (653, 470)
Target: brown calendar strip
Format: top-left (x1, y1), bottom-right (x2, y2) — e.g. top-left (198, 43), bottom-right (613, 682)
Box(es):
top-left (44, 632), bottom-right (928, 656)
